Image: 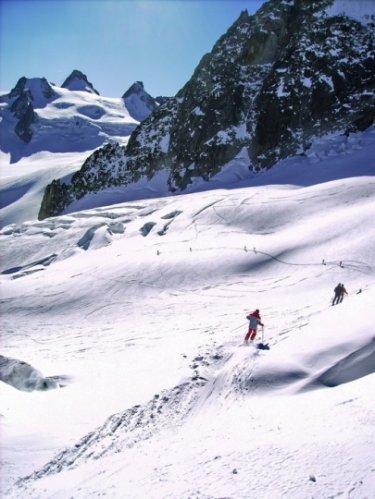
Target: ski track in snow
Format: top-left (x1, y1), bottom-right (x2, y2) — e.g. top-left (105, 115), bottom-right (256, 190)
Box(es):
top-left (1, 127), bottom-right (375, 498)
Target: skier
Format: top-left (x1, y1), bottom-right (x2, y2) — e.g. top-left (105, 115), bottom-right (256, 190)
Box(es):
top-left (339, 284), bottom-right (348, 303)
top-left (332, 283), bottom-right (342, 305)
top-left (244, 309), bottom-right (264, 344)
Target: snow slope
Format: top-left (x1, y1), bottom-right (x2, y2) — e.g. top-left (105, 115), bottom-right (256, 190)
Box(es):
top-left (0, 83), bottom-right (138, 164)
top-left (0, 150), bottom-right (95, 227)
top-left (0, 78), bottom-right (143, 228)
top-left (1, 126), bottom-right (375, 498)
top-left (2, 123), bottom-right (374, 230)
top-left (123, 81), bottom-right (157, 122)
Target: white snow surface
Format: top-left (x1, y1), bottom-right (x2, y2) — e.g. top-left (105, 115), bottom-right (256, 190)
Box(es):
top-left (1, 126), bottom-right (375, 498)
top-left (0, 150), bottom-right (94, 227)
top-left (0, 86), bottom-right (136, 227)
top-left (0, 83), bottom-right (138, 165)
top-left (123, 90), bottom-right (155, 122)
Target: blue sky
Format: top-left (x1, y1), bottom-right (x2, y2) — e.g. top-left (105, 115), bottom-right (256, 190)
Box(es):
top-left (0, 0), bottom-right (265, 97)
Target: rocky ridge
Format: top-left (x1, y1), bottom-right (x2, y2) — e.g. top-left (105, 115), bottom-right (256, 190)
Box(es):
top-left (122, 81), bottom-right (159, 121)
top-left (2, 77), bottom-right (57, 144)
top-left (37, 0), bottom-right (375, 219)
top-left (0, 71), bottom-right (159, 162)
top-left (61, 70), bottom-right (99, 95)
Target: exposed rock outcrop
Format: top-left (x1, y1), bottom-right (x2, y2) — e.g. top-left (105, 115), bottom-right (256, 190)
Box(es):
top-left (0, 72), bottom-right (155, 162)
top-left (38, 0), bottom-right (375, 219)
top-left (3, 77), bottom-right (57, 143)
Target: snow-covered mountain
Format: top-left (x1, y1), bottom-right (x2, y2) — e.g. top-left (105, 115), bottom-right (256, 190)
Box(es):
top-left (61, 69), bottom-right (99, 94)
top-left (38, 0), bottom-right (375, 220)
top-left (0, 72), bottom-right (162, 227)
top-left (1, 124), bottom-right (374, 498)
top-left (1, 1), bottom-right (374, 496)
top-left (0, 71), bottom-right (158, 163)
top-left (123, 81), bottom-right (159, 122)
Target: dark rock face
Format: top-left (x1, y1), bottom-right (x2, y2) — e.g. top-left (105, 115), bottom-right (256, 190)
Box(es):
top-left (0, 73), bottom-right (142, 162)
top-left (39, 0), bottom-right (375, 219)
top-left (38, 143), bottom-right (130, 219)
top-left (13, 100), bottom-right (35, 143)
top-left (3, 77), bottom-right (57, 143)
top-left (8, 76), bottom-right (56, 101)
top-left (61, 70), bottom-right (99, 95)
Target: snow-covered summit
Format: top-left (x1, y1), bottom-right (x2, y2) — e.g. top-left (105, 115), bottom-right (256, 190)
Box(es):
top-left (61, 70), bottom-right (99, 95)
top-left (7, 76), bottom-right (57, 108)
top-left (1, 123), bottom-right (374, 497)
top-left (0, 74), bottom-right (158, 163)
top-left (122, 80), bottom-right (158, 122)
top-left (38, 0), bottom-right (375, 221)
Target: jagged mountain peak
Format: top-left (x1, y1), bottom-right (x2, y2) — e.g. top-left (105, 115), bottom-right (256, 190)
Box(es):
top-left (122, 81), bottom-right (157, 122)
top-left (2, 76), bottom-right (57, 144)
top-left (237, 8), bottom-right (249, 21)
top-left (0, 73), bottom-right (138, 156)
top-left (61, 70), bottom-right (99, 95)
top-left (122, 81), bottom-right (146, 98)
top-left (8, 76), bottom-right (56, 105)
top-left (0, 71), bottom-right (159, 159)
top-left (38, 0), bottom-right (375, 220)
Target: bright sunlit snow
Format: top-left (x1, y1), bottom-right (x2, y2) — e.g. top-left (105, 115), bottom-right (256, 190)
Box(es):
top-left (1, 126), bottom-right (375, 498)
top-left (0, 78), bottom-right (149, 228)
top-left (0, 81), bottom-right (139, 165)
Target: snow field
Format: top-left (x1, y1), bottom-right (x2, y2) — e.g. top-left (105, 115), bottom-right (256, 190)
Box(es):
top-left (0, 127), bottom-right (374, 497)
top-left (0, 150), bottom-right (96, 227)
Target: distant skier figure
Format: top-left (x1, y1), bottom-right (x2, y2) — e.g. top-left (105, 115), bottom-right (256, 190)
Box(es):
top-left (339, 284), bottom-right (348, 303)
top-left (244, 309), bottom-right (264, 343)
top-left (332, 283), bottom-right (342, 305)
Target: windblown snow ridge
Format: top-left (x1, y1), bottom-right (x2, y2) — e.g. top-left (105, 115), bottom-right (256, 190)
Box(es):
top-left (302, 337), bottom-right (375, 391)
top-left (234, 330), bottom-right (375, 394)
top-left (16, 348), bottom-right (228, 485)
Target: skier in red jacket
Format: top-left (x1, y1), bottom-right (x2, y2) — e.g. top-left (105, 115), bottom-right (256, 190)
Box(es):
top-left (244, 309), bottom-right (264, 343)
